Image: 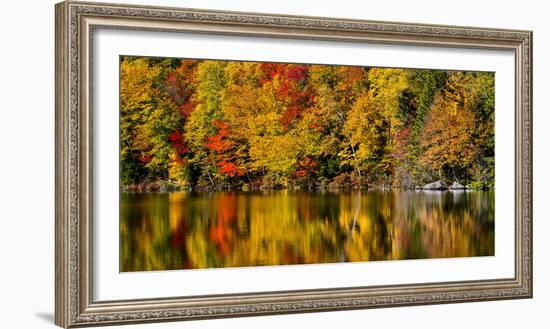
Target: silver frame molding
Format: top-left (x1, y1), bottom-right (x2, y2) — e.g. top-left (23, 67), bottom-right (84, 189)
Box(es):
top-left (55, 1), bottom-right (533, 327)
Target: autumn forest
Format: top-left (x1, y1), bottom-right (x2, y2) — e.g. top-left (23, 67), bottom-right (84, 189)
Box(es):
top-left (120, 56), bottom-right (495, 192)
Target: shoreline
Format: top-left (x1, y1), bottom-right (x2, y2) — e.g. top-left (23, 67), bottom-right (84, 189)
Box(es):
top-left (120, 183), bottom-right (493, 194)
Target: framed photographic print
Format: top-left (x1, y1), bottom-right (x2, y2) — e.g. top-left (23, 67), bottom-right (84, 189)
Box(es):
top-left (55, 1), bottom-right (532, 327)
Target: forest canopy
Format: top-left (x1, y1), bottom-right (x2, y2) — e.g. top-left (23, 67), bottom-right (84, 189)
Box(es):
top-left (120, 56), bottom-right (495, 191)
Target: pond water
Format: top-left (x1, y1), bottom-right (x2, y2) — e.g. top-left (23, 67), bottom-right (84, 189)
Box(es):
top-left (120, 190), bottom-right (494, 272)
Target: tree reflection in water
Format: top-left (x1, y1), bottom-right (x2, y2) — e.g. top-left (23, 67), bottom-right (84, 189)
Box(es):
top-left (120, 190), bottom-right (494, 272)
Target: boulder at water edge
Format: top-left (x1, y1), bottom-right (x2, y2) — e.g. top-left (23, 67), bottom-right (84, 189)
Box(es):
top-left (422, 180), bottom-right (448, 190)
top-left (450, 181), bottom-right (466, 190)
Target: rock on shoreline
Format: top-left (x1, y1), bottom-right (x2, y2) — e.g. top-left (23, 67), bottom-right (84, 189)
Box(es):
top-left (422, 180), bottom-right (448, 190)
top-left (421, 181), bottom-right (469, 191)
top-left (449, 181), bottom-right (466, 190)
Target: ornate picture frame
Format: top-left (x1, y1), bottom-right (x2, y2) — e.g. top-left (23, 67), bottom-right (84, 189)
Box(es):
top-left (55, 1), bottom-right (532, 327)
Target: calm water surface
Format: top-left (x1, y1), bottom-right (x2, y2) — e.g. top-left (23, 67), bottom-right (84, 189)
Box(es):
top-left (120, 190), bottom-right (494, 272)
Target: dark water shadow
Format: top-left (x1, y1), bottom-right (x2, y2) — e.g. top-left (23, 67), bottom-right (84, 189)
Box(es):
top-left (34, 312), bottom-right (54, 324)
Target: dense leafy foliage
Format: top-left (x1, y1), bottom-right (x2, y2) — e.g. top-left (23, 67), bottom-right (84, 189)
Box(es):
top-left (120, 56), bottom-right (495, 190)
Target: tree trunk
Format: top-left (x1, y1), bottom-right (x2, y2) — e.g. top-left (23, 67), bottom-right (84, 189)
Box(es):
top-left (205, 168), bottom-right (214, 188)
top-left (349, 143), bottom-right (362, 180)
